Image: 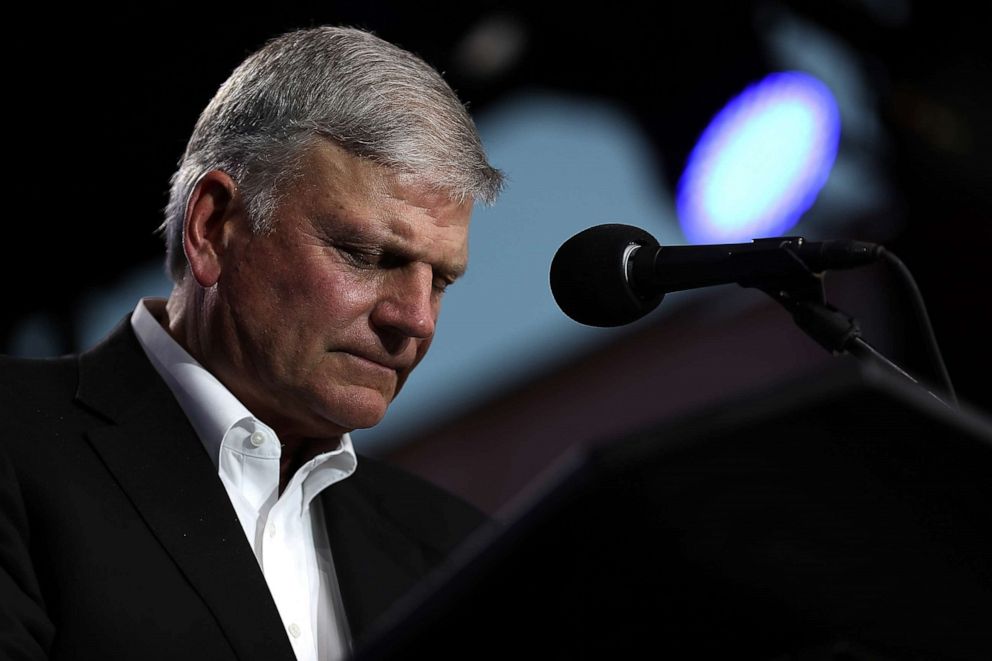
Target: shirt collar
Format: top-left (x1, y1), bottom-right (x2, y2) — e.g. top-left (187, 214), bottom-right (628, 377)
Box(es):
top-left (129, 297), bottom-right (358, 486)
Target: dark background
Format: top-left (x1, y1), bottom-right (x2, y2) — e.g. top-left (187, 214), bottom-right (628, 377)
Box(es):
top-left (3, 1), bottom-right (989, 507)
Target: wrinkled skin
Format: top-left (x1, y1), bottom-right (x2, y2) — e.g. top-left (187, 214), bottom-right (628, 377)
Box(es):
top-left (166, 140), bottom-right (472, 469)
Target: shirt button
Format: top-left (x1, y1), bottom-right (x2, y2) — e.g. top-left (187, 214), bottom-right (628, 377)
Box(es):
top-left (288, 623), bottom-right (302, 638)
top-left (267, 524), bottom-right (276, 538)
top-left (250, 431), bottom-right (266, 447)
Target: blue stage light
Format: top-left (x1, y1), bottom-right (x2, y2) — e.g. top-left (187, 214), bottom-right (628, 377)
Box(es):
top-left (677, 71), bottom-right (841, 244)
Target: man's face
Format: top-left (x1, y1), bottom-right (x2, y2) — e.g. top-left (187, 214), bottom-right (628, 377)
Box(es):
top-left (203, 141), bottom-right (472, 440)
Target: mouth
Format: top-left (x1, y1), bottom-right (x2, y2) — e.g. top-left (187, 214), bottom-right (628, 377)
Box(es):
top-left (345, 351), bottom-right (406, 374)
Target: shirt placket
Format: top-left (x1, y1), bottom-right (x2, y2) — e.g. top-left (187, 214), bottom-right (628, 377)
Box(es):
top-left (261, 484), bottom-right (318, 661)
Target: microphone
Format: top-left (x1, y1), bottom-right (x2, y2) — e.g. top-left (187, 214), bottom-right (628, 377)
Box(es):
top-left (550, 224), bottom-right (881, 327)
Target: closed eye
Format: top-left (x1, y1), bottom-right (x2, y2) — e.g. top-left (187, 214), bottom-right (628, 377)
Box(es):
top-left (331, 237), bottom-right (462, 294)
top-left (433, 277), bottom-right (454, 294)
top-left (336, 245), bottom-right (385, 268)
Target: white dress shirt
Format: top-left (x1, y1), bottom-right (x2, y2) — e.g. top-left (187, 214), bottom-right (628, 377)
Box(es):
top-left (130, 298), bottom-right (357, 661)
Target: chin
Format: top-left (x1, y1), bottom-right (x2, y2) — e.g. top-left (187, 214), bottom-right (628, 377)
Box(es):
top-left (315, 388), bottom-right (392, 433)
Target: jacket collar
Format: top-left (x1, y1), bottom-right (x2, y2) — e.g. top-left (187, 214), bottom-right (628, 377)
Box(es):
top-left (75, 316), bottom-right (438, 652)
top-left (76, 317), bottom-right (298, 661)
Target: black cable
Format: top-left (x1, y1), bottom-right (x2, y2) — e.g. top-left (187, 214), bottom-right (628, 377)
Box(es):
top-left (877, 247), bottom-right (957, 406)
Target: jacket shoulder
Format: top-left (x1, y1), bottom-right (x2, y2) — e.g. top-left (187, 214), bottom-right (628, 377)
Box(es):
top-left (0, 354), bottom-right (80, 426)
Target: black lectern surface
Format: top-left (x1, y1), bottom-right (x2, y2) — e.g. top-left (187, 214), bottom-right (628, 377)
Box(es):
top-left (357, 363), bottom-right (992, 660)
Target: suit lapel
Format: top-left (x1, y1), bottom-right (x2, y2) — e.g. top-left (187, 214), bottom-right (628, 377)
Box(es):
top-left (77, 319), bottom-right (296, 661)
top-left (321, 465), bottom-right (434, 647)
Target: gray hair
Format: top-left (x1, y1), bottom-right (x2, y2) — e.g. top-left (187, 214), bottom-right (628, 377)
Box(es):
top-left (160, 26), bottom-right (504, 283)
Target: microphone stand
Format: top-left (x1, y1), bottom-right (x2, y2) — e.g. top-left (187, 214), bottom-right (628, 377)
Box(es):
top-left (743, 247), bottom-right (953, 408)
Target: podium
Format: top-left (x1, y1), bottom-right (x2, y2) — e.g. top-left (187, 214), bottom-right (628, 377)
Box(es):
top-left (357, 362), bottom-right (992, 660)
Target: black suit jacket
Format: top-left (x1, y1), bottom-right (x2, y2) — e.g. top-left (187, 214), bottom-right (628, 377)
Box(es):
top-left (0, 318), bottom-right (486, 660)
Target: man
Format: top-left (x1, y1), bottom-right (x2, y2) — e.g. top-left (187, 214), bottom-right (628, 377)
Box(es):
top-left (0, 26), bottom-right (502, 661)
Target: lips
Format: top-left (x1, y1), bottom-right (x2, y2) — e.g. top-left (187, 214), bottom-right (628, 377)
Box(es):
top-left (345, 351), bottom-right (407, 373)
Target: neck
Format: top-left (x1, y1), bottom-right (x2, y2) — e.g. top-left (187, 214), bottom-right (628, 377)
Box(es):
top-left (161, 286), bottom-right (346, 493)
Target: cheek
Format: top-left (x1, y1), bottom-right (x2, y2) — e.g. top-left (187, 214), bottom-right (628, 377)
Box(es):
top-left (271, 262), bottom-right (374, 324)
top-left (307, 276), bottom-right (380, 333)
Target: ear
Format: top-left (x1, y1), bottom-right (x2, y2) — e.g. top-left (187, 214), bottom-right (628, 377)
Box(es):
top-left (182, 170), bottom-right (243, 287)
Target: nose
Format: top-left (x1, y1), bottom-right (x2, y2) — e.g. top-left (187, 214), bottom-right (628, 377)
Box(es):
top-left (370, 262), bottom-right (437, 341)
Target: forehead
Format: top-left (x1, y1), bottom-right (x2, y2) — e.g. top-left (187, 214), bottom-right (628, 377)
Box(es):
top-left (290, 141), bottom-right (472, 245)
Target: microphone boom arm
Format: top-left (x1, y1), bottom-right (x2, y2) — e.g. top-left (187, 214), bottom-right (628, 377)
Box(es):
top-left (742, 246), bottom-right (951, 407)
